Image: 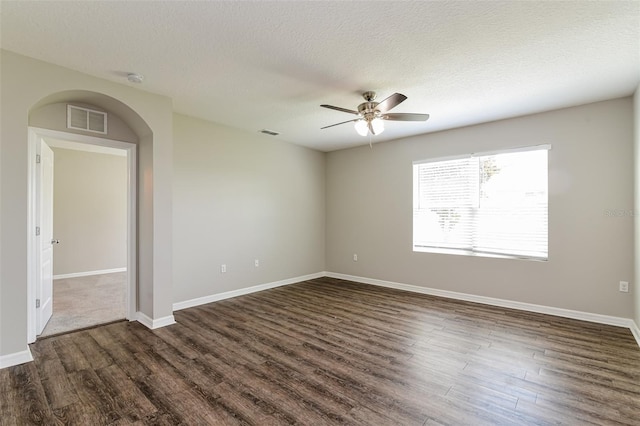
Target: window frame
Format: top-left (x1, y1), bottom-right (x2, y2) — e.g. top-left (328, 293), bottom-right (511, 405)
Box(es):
top-left (412, 144), bottom-right (550, 261)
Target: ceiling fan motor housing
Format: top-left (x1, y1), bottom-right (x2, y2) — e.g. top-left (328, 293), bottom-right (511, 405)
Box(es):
top-left (362, 91), bottom-right (377, 102)
top-left (358, 91), bottom-right (384, 119)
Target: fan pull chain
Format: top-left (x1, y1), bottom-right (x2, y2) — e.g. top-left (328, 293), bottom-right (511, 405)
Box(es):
top-left (369, 133), bottom-right (373, 149)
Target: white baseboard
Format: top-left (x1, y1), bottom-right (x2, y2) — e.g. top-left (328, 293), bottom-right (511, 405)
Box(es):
top-left (0, 348), bottom-right (34, 369)
top-left (630, 320), bottom-right (640, 348)
top-left (54, 267), bottom-right (127, 280)
top-left (325, 272), bottom-right (638, 334)
top-left (136, 312), bottom-right (176, 330)
top-left (173, 272), bottom-right (325, 311)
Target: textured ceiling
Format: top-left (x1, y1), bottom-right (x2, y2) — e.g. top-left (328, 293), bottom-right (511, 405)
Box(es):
top-left (1, 1), bottom-right (639, 152)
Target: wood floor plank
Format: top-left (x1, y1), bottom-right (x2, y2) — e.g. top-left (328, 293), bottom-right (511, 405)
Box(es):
top-left (4, 363), bottom-right (56, 425)
top-left (73, 332), bottom-right (115, 370)
top-left (212, 381), bottom-right (285, 425)
top-left (94, 364), bottom-right (158, 422)
top-left (87, 326), bottom-right (152, 379)
top-left (28, 338), bottom-right (79, 410)
top-left (216, 360), bottom-right (350, 425)
top-left (51, 400), bottom-right (105, 425)
top-left (134, 348), bottom-right (249, 424)
top-left (1, 277), bottom-right (639, 425)
top-left (147, 325), bottom-right (201, 360)
top-left (68, 368), bottom-right (122, 424)
top-left (0, 368), bottom-right (18, 425)
top-left (52, 335), bottom-right (91, 373)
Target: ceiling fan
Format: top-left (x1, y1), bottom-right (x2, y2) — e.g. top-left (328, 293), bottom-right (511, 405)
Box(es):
top-left (320, 91), bottom-right (429, 136)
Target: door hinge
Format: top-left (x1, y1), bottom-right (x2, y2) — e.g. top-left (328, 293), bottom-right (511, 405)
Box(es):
top-left (35, 226), bottom-right (40, 236)
top-left (36, 154), bottom-right (41, 164)
top-left (36, 299), bottom-right (41, 308)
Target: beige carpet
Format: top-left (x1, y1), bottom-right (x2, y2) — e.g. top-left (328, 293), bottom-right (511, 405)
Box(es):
top-left (40, 271), bottom-right (127, 337)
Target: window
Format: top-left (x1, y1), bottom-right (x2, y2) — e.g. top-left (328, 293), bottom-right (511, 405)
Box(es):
top-left (413, 145), bottom-right (549, 260)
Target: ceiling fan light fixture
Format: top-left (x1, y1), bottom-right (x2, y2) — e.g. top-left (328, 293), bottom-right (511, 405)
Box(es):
top-left (321, 91), bottom-right (428, 138)
top-left (371, 117), bottom-right (384, 135)
top-left (354, 119), bottom-right (368, 136)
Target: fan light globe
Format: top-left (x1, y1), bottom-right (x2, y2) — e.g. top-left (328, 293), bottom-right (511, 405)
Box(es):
top-left (354, 120), bottom-right (368, 136)
top-left (372, 118), bottom-right (385, 135)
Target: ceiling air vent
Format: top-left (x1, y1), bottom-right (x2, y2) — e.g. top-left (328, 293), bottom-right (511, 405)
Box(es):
top-left (67, 105), bottom-right (108, 134)
top-left (259, 129), bottom-right (279, 136)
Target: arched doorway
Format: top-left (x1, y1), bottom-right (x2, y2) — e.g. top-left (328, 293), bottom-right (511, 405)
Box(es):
top-left (26, 91), bottom-right (150, 342)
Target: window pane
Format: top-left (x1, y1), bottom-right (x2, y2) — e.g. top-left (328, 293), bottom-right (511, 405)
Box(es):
top-left (413, 147), bottom-right (548, 259)
top-left (475, 150), bottom-right (547, 258)
top-left (414, 158), bottom-right (476, 249)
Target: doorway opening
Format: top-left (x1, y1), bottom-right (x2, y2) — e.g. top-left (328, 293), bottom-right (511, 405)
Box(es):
top-left (27, 127), bottom-right (137, 342)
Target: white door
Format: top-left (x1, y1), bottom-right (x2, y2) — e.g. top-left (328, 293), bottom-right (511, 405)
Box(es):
top-left (37, 140), bottom-right (54, 335)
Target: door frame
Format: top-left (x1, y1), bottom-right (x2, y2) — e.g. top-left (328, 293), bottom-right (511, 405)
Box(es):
top-left (27, 126), bottom-right (137, 343)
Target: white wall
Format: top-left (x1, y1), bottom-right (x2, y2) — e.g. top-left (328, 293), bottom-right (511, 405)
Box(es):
top-left (51, 148), bottom-right (127, 276)
top-left (326, 98), bottom-right (634, 318)
top-left (172, 114), bottom-right (325, 303)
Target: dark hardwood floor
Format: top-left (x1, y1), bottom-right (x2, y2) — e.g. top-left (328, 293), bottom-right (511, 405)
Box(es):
top-left (2, 277), bottom-right (639, 425)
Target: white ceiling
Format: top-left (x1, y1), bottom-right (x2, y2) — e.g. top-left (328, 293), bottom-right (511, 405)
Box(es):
top-left (1, 1), bottom-right (638, 152)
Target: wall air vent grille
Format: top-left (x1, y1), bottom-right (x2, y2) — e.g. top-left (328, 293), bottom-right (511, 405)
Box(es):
top-left (67, 105), bottom-right (108, 134)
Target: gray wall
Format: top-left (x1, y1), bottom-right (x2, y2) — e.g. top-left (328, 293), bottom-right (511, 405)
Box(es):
top-left (138, 133), bottom-right (155, 315)
top-left (30, 102), bottom-right (138, 143)
top-left (1, 48), bottom-right (637, 363)
top-left (634, 86), bottom-right (640, 328)
top-left (172, 113), bottom-right (325, 304)
top-left (173, 114), bottom-right (325, 302)
top-left (51, 147), bottom-right (127, 276)
top-left (1, 50), bottom-right (173, 358)
top-left (326, 98), bottom-right (634, 318)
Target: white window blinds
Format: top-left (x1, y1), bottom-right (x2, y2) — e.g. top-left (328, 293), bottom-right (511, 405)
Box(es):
top-left (413, 146), bottom-right (549, 259)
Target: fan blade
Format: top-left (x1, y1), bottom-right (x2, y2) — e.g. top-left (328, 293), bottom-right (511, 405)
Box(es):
top-left (320, 104), bottom-right (359, 115)
top-left (321, 118), bottom-right (359, 129)
top-left (383, 113), bottom-right (430, 121)
top-left (376, 93), bottom-right (407, 113)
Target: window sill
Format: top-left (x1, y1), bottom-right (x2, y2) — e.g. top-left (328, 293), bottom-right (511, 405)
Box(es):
top-left (413, 246), bottom-right (547, 262)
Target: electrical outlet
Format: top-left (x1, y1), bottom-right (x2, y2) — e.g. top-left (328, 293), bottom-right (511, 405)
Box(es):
top-left (619, 281), bottom-right (629, 292)
top-left (353, 253), bottom-right (358, 262)
top-left (221, 264), bottom-right (226, 273)
top-left (255, 259), bottom-right (259, 267)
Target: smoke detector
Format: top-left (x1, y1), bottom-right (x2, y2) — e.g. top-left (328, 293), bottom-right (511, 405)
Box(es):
top-left (127, 73), bottom-right (144, 84)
